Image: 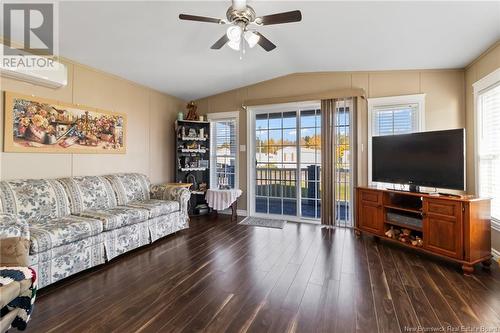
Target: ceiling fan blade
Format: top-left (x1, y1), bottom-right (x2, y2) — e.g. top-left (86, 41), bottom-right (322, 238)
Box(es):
top-left (211, 34), bottom-right (229, 49)
top-left (257, 10), bottom-right (302, 25)
top-left (255, 32), bottom-right (276, 52)
top-left (179, 14), bottom-right (225, 24)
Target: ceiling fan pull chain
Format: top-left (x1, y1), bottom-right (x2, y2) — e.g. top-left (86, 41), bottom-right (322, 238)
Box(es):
top-left (240, 39), bottom-right (244, 60)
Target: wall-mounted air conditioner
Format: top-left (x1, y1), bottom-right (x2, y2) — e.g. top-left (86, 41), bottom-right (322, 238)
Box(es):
top-left (0, 55), bottom-right (68, 89)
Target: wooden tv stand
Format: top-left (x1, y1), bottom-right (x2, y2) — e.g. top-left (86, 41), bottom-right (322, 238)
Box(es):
top-left (355, 187), bottom-right (492, 274)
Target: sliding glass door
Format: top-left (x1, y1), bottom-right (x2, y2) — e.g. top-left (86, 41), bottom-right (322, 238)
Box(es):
top-left (255, 111), bottom-right (300, 216)
top-left (299, 109), bottom-right (322, 219)
top-left (250, 102), bottom-right (353, 225)
top-left (251, 103), bottom-right (322, 221)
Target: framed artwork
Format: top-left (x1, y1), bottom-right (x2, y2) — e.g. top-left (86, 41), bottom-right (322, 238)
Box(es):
top-left (3, 91), bottom-right (126, 154)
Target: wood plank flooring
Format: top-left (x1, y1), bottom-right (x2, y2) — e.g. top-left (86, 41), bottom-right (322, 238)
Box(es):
top-left (28, 214), bottom-right (500, 333)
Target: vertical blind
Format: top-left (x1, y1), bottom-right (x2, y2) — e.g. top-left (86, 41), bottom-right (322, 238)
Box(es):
top-left (372, 104), bottom-right (419, 136)
top-left (321, 97), bottom-right (356, 227)
top-left (213, 119), bottom-right (237, 189)
top-left (478, 83), bottom-right (500, 221)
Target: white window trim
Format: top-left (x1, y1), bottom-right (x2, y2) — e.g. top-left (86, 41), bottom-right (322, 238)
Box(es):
top-left (207, 111), bottom-right (240, 190)
top-left (473, 68), bottom-right (500, 232)
top-left (367, 94), bottom-right (426, 186)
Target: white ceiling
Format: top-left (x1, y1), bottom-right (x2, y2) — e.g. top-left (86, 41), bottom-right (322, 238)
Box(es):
top-left (55, 1), bottom-right (500, 100)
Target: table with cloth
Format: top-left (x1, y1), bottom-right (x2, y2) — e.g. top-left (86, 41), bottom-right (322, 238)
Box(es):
top-left (205, 189), bottom-right (242, 221)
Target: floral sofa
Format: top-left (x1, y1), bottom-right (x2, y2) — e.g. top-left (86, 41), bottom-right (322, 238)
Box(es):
top-left (0, 173), bottom-right (190, 288)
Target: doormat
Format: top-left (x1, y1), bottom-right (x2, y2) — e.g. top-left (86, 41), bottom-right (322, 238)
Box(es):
top-left (238, 216), bottom-right (287, 229)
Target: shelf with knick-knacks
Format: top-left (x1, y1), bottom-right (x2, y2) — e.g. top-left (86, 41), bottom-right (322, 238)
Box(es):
top-left (178, 123), bottom-right (208, 141)
top-left (175, 119), bottom-right (211, 216)
top-left (178, 157), bottom-right (209, 171)
top-left (178, 141), bottom-right (208, 153)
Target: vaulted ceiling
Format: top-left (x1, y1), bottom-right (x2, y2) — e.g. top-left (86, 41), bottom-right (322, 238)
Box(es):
top-left (52, 1), bottom-right (500, 99)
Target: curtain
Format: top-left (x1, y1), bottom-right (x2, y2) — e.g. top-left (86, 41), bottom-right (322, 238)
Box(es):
top-left (321, 97), bottom-right (357, 227)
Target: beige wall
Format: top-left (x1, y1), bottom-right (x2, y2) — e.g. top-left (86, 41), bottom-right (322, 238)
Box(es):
top-left (464, 41), bottom-right (500, 194)
top-left (464, 41), bottom-right (500, 254)
top-left (197, 69), bottom-right (465, 210)
top-left (0, 60), bottom-right (184, 184)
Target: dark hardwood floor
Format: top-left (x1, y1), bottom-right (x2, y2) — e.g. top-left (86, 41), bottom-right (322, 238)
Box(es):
top-left (28, 214), bottom-right (500, 333)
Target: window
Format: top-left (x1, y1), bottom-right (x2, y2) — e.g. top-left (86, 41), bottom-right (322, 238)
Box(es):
top-left (208, 112), bottom-right (239, 189)
top-left (368, 94), bottom-right (425, 184)
top-left (371, 104), bottom-right (419, 136)
top-left (475, 69), bottom-right (500, 225)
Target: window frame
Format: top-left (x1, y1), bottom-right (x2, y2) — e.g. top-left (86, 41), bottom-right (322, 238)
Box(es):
top-left (207, 111), bottom-right (240, 190)
top-left (473, 68), bottom-right (500, 230)
top-left (367, 94), bottom-right (426, 186)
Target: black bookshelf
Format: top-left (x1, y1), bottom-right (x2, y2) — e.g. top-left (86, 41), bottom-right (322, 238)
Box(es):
top-left (175, 120), bottom-right (211, 216)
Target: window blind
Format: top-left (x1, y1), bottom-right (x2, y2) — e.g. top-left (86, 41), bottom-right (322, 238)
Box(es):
top-left (478, 84), bottom-right (500, 221)
top-left (214, 119), bottom-right (237, 189)
top-left (372, 104), bottom-right (419, 136)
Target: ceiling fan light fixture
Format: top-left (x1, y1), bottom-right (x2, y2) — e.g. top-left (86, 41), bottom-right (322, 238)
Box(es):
top-left (244, 31), bottom-right (260, 48)
top-left (227, 39), bottom-right (241, 51)
top-left (226, 25), bottom-right (242, 42)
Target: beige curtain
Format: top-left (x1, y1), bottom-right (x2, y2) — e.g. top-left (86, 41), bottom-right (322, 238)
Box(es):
top-left (321, 98), bottom-right (357, 227)
top-left (321, 99), bottom-right (336, 226)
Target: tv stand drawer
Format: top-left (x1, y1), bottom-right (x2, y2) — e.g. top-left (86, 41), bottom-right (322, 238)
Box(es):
top-left (425, 199), bottom-right (461, 217)
top-left (360, 189), bottom-right (380, 203)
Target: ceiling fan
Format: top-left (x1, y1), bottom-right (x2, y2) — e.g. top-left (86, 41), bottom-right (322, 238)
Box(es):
top-left (179, 0), bottom-right (302, 52)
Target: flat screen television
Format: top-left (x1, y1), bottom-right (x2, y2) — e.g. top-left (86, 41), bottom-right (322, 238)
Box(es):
top-left (372, 129), bottom-right (465, 191)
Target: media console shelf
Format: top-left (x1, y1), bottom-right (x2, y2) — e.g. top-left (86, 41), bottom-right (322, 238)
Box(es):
top-left (355, 187), bottom-right (492, 274)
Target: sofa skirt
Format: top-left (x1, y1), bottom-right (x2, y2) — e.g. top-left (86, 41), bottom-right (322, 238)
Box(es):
top-left (30, 212), bottom-right (189, 288)
top-left (102, 212), bottom-right (188, 259)
top-left (148, 211), bottom-right (188, 242)
top-left (103, 220), bottom-right (150, 260)
top-left (29, 234), bottom-right (106, 288)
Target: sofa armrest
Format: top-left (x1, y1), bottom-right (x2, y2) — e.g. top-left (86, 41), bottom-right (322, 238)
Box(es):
top-left (150, 185), bottom-right (191, 216)
top-left (0, 213), bottom-right (29, 239)
top-left (0, 213), bottom-right (30, 267)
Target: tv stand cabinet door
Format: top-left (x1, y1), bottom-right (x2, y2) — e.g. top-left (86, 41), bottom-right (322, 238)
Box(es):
top-left (357, 190), bottom-right (383, 235)
top-left (423, 198), bottom-right (463, 259)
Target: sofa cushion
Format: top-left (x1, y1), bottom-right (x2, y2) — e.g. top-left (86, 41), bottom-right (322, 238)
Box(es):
top-left (105, 173), bottom-right (151, 205)
top-left (29, 216), bottom-right (103, 254)
top-left (78, 206), bottom-right (149, 231)
top-left (58, 176), bottom-right (117, 214)
top-left (0, 179), bottom-right (70, 223)
top-left (126, 199), bottom-right (179, 219)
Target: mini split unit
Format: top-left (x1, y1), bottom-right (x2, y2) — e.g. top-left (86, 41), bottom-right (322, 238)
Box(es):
top-left (0, 53), bottom-right (68, 89)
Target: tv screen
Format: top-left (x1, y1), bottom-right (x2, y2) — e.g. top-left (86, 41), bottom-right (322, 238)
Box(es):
top-left (372, 129), bottom-right (465, 190)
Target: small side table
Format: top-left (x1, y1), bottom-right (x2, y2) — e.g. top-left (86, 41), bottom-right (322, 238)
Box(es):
top-left (205, 189), bottom-right (242, 221)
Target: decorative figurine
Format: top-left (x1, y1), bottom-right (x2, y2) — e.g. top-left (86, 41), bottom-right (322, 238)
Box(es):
top-left (185, 101), bottom-right (198, 121)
